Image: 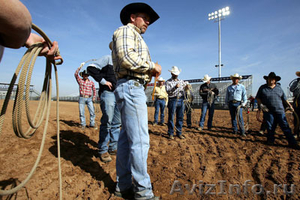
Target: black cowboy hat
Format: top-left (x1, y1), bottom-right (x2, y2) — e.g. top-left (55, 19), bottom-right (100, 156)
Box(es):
top-left (120, 3), bottom-right (159, 25)
top-left (263, 72), bottom-right (281, 81)
top-left (79, 69), bottom-right (89, 77)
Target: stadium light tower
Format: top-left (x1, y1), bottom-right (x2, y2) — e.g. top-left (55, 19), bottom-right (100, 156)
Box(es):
top-left (208, 6), bottom-right (230, 78)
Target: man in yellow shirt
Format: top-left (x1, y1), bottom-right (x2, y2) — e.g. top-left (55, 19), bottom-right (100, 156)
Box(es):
top-left (153, 77), bottom-right (168, 126)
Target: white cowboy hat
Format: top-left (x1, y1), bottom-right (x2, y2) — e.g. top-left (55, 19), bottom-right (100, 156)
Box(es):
top-left (157, 77), bottom-right (165, 82)
top-left (168, 66), bottom-right (181, 75)
top-left (203, 74), bottom-right (212, 83)
top-left (230, 73), bottom-right (242, 80)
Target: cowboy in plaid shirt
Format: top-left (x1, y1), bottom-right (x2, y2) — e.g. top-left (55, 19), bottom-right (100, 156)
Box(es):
top-left (75, 64), bottom-right (97, 130)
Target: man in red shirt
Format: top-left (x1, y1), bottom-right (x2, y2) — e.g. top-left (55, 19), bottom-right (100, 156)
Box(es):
top-left (75, 63), bottom-right (97, 130)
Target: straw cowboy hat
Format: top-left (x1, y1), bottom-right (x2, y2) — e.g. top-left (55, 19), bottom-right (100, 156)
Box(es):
top-left (230, 73), bottom-right (242, 80)
top-left (296, 71), bottom-right (300, 77)
top-left (263, 72), bottom-right (281, 81)
top-left (157, 77), bottom-right (165, 82)
top-left (168, 66), bottom-right (181, 75)
top-left (120, 3), bottom-right (160, 25)
top-left (79, 69), bottom-right (89, 77)
top-left (203, 74), bottom-right (212, 83)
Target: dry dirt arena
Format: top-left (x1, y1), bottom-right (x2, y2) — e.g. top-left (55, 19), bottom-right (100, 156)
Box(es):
top-left (0, 100), bottom-right (299, 200)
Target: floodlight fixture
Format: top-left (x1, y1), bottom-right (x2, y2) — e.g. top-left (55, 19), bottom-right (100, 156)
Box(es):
top-left (208, 6), bottom-right (230, 78)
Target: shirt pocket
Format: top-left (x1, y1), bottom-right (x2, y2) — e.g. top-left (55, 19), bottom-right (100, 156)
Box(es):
top-left (235, 88), bottom-right (242, 96)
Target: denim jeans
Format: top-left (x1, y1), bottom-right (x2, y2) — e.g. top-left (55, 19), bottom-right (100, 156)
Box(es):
top-left (78, 97), bottom-right (95, 127)
top-left (154, 98), bottom-right (166, 124)
top-left (114, 79), bottom-right (154, 199)
top-left (264, 112), bottom-right (297, 145)
top-left (228, 101), bottom-right (245, 133)
top-left (98, 90), bottom-right (121, 154)
top-left (168, 97), bottom-right (184, 136)
top-left (199, 100), bottom-right (215, 129)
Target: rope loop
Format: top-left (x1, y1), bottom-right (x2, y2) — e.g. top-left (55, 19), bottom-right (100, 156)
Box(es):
top-left (0, 24), bottom-right (62, 199)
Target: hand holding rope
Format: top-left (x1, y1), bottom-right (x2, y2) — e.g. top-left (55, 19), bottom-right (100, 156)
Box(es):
top-left (0, 23), bottom-right (63, 199)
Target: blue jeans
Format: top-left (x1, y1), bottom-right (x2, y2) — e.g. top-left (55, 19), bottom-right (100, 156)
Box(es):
top-left (78, 97), bottom-right (95, 127)
top-left (199, 100), bottom-right (215, 129)
top-left (98, 91), bottom-right (121, 154)
top-left (114, 79), bottom-right (154, 199)
top-left (228, 101), bottom-right (245, 133)
top-left (264, 112), bottom-right (297, 146)
top-left (154, 98), bottom-right (166, 124)
top-left (168, 97), bottom-right (184, 136)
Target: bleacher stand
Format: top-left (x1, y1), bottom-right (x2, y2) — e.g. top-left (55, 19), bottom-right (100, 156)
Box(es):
top-left (146, 75), bottom-right (253, 109)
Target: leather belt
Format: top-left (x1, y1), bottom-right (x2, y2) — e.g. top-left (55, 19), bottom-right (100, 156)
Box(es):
top-left (124, 75), bottom-right (147, 86)
top-left (80, 94), bottom-right (91, 98)
top-left (169, 96), bottom-right (183, 100)
top-left (230, 100), bottom-right (240, 103)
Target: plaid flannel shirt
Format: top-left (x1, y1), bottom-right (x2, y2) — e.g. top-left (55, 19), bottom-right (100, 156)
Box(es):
top-left (112, 23), bottom-right (155, 83)
top-left (75, 67), bottom-right (96, 97)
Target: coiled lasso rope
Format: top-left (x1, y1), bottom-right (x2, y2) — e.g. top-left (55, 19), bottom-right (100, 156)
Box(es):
top-left (236, 104), bottom-right (249, 133)
top-left (0, 23), bottom-right (63, 199)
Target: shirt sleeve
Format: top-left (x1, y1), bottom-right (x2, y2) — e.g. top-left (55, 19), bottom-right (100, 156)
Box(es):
top-left (199, 84), bottom-right (206, 97)
top-left (92, 82), bottom-right (96, 97)
top-left (225, 87), bottom-right (229, 104)
top-left (290, 79), bottom-right (299, 92)
top-left (281, 87), bottom-right (287, 101)
top-left (87, 66), bottom-right (104, 83)
top-left (74, 66), bottom-right (82, 84)
top-left (154, 86), bottom-right (159, 96)
top-left (114, 27), bottom-right (154, 73)
top-left (212, 83), bottom-right (219, 95)
top-left (242, 85), bottom-right (247, 104)
top-left (255, 86), bottom-right (262, 100)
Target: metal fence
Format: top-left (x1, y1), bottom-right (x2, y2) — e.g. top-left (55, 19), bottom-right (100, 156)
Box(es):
top-left (145, 75), bottom-right (253, 109)
top-left (1, 76), bottom-right (253, 110)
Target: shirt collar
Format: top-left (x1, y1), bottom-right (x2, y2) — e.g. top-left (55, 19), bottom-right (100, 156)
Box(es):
top-left (127, 23), bottom-right (141, 34)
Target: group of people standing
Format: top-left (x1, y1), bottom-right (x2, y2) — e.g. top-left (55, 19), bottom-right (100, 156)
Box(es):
top-left (152, 69), bottom-right (219, 139)
top-left (152, 71), bottom-right (247, 138)
top-left (73, 2), bottom-right (300, 200)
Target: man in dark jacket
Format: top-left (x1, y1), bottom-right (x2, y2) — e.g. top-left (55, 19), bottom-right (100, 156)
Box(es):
top-left (87, 55), bottom-right (121, 163)
top-left (198, 74), bottom-right (219, 131)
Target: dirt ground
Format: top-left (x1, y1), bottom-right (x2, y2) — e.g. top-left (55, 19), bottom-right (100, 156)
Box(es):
top-left (0, 100), bottom-right (299, 200)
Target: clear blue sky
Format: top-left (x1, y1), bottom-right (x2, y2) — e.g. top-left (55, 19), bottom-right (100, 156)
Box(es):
top-left (1, 0), bottom-right (300, 97)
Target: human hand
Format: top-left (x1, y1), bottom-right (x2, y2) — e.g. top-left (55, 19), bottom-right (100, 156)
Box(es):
top-left (151, 62), bottom-right (161, 76)
top-left (176, 83), bottom-right (180, 88)
top-left (25, 33), bottom-right (60, 60)
top-left (260, 104), bottom-right (269, 112)
top-left (105, 81), bottom-right (113, 90)
top-left (285, 106), bottom-right (294, 113)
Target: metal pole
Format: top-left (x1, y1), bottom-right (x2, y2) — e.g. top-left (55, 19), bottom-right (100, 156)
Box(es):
top-left (218, 18), bottom-right (221, 78)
